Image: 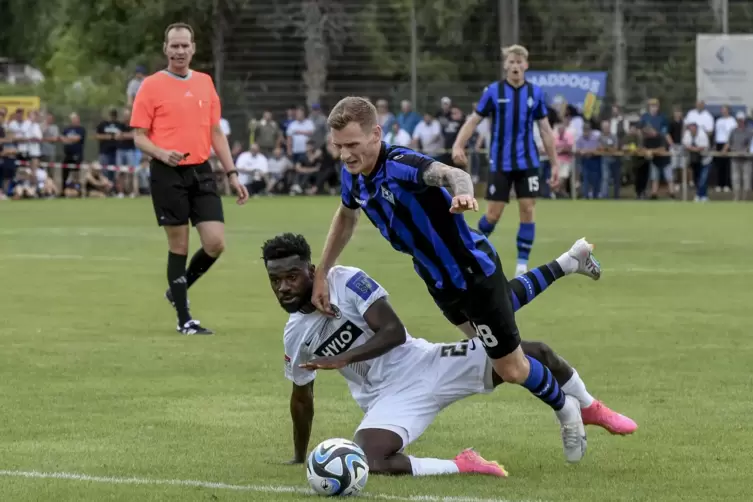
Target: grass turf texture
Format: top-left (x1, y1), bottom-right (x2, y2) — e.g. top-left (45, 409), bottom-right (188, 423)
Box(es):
top-left (0, 197), bottom-right (751, 502)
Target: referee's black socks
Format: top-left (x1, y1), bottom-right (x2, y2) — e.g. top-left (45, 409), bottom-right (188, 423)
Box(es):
top-left (167, 251), bottom-right (191, 325)
top-left (185, 248), bottom-right (218, 289)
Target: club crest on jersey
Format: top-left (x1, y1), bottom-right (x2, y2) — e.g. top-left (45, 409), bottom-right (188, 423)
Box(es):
top-left (314, 321), bottom-right (364, 357)
top-left (346, 271), bottom-right (379, 301)
top-left (331, 304), bottom-right (342, 319)
top-left (527, 97), bottom-right (534, 108)
top-left (380, 185), bottom-right (395, 205)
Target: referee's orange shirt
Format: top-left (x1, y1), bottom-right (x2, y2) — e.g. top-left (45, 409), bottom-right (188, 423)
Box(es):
top-left (131, 70), bottom-right (221, 165)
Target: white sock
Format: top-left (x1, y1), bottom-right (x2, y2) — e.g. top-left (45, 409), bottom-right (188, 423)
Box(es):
top-left (561, 370), bottom-right (595, 408)
top-left (408, 456), bottom-right (460, 476)
top-left (555, 252), bottom-right (579, 275)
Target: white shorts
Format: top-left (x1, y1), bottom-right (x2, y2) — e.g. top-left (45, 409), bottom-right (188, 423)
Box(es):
top-left (355, 338), bottom-right (494, 449)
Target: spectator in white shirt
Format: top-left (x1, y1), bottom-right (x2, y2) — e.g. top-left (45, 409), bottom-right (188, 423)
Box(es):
top-left (286, 107), bottom-right (315, 164)
top-left (411, 112), bottom-right (443, 158)
top-left (375, 99), bottom-right (395, 129)
top-left (609, 104), bottom-right (630, 141)
top-left (383, 121), bottom-right (411, 147)
top-left (23, 110), bottom-right (44, 178)
top-left (682, 122), bottom-right (712, 202)
top-left (713, 105), bottom-right (736, 192)
top-left (35, 166), bottom-right (58, 198)
top-left (6, 109), bottom-right (26, 158)
top-left (235, 143), bottom-right (269, 196)
top-left (565, 105), bottom-right (584, 141)
top-left (266, 146), bottom-right (293, 194)
top-left (685, 101), bottom-right (714, 136)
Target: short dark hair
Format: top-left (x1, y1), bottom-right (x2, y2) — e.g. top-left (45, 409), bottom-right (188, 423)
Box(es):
top-left (164, 22), bottom-right (194, 43)
top-left (262, 233), bottom-right (311, 265)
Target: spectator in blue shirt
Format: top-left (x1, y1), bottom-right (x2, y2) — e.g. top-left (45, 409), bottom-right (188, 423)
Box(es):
top-left (576, 120), bottom-right (603, 199)
top-left (639, 98), bottom-right (669, 139)
top-left (396, 100), bottom-right (421, 135)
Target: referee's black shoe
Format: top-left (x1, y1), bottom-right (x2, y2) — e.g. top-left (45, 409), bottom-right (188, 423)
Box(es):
top-left (165, 288), bottom-right (191, 308)
top-left (177, 320), bottom-right (214, 335)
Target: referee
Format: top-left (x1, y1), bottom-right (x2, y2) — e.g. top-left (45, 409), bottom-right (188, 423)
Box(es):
top-left (131, 22), bottom-right (249, 335)
top-left (452, 45), bottom-right (560, 278)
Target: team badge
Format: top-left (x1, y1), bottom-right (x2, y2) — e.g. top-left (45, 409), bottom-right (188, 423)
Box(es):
top-left (380, 185), bottom-right (395, 205)
top-left (331, 304), bottom-right (342, 319)
top-left (346, 271), bottom-right (379, 301)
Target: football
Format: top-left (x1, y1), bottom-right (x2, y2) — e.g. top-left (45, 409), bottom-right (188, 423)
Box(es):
top-left (306, 438), bottom-right (369, 496)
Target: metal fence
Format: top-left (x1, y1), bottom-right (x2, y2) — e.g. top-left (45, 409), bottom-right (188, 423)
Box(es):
top-left (211, 0), bottom-right (753, 134)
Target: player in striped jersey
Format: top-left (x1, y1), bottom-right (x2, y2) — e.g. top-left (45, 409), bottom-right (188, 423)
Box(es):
top-left (316, 97), bottom-right (588, 463)
top-left (266, 233), bottom-right (636, 476)
top-left (452, 45), bottom-right (561, 278)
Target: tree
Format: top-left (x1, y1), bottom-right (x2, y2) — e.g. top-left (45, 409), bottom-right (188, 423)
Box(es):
top-left (259, 0), bottom-right (351, 107)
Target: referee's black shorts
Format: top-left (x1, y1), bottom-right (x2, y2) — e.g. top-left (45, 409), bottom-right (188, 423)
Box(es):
top-left (149, 160), bottom-right (224, 227)
top-left (424, 246), bottom-right (521, 360)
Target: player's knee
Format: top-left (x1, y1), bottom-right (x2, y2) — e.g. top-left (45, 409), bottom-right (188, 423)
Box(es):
top-left (204, 237), bottom-right (225, 257)
top-left (168, 241), bottom-right (189, 255)
top-left (495, 354), bottom-right (530, 384)
top-left (366, 456), bottom-right (390, 475)
top-left (486, 202), bottom-right (505, 222)
top-left (523, 341), bottom-right (557, 368)
top-left (518, 200), bottom-right (535, 222)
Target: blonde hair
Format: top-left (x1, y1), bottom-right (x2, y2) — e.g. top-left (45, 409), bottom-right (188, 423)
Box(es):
top-left (502, 44), bottom-right (529, 60)
top-left (327, 97), bottom-right (377, 131)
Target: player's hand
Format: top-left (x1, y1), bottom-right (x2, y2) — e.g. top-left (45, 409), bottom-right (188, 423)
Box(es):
top-left (159, 149), bottom-right (186, 167)
top-left (451, 146), bottom-right (468, 167)
top-left (299, 356), bottom-right (349, 370)
top-left (450, 194), bottom-right (478, 213)
top-left (312, 269), bottom-right (335, 317)
top-left (229, 174), bottom-right (249, 205)
top-left (549, 164), bottom-right (560, 190)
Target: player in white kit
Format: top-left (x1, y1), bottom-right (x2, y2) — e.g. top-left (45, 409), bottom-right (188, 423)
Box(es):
top-left (264, 233), bottom-right (636, 477)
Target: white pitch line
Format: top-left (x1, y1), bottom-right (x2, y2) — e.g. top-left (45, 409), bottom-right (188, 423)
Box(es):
top-left (608, 266), bottom-right (750, 276)
top-left (0, 470), bottom-right (545, 502)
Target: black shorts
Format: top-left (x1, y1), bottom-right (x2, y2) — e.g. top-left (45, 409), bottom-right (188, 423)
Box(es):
top-left (426, 252), bottom-right (520, 359)
top-left (486, 168), bottom-right (539, 202)
top-left (149, 160), bottom-right (224, 227)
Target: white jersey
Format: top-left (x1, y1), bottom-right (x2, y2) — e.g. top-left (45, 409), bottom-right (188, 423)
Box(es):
top-left (283, 266), bottom-right (434, 410)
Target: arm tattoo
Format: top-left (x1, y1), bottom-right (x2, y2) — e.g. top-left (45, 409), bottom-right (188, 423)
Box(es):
top-left (421, 161), bottom-right (474, 196)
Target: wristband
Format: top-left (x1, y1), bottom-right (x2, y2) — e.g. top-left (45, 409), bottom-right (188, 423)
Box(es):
top-left (226, 170), bottom-right (239, 178)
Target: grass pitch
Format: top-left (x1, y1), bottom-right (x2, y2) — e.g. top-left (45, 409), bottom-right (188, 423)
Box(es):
top-left (0, 197), bottom-right (750, 502)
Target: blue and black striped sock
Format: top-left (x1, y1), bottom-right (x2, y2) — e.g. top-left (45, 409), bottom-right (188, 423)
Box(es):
top-left (516, 222), bottom-right (535, 265)
top-left (507, 260), bottom-right (564, 312)
top-left (478, 215), bottom-right (497, 236)
top-left (522, 355), bottom-right (566, 410)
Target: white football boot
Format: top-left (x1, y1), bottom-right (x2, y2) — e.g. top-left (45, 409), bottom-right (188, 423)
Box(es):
top-left (566, 237), bottom-right (601, 280)
top-left (556, 395), bottom-right (588, 463)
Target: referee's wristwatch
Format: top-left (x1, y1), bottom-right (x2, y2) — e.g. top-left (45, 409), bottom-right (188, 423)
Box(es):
top-left (226, 169), bottom-right (239, 179)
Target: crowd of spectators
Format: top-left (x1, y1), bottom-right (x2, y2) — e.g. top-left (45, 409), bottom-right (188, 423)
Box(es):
top-left (2, 70), bottom-right (753, 203)
top-left (547, 99), bottom-right (753, 202)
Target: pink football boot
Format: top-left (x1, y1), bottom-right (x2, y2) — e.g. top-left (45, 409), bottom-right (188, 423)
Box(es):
top-left (453, 448), bottom-right (509, 477)
top-left (581, 400), bottom-right (638, 435)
